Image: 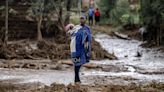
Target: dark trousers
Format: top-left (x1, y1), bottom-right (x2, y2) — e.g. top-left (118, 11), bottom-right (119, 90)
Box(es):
top-left (143, 32), bottom-right (147, 41)
top-left (89, 16), bottom-right (93, 26)
top-left (95, 16), bottom-right (100, 25)
top-left (74, 65), bottom-right (81, 82)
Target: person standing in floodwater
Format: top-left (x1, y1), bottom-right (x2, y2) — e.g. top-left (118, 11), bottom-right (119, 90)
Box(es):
top-left (139, 26), bottom-right (147, 41)
top-left (66, 16), bottom-right (92, 84)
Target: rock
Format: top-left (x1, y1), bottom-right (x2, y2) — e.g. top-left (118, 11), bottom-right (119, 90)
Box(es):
top-left (124, 55), bottom-right (128, 57)
top-left (135, 51), bottom-right (142, 57)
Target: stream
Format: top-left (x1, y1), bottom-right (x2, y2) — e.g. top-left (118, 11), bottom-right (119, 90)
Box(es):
top-left (0, 33), bottom-right (164, 86)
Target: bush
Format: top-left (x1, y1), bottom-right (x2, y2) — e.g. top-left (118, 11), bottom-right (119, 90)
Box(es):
top-left (109, 0), bottom-right (130, 26)
top-left (98, 0), bottom-right (116, 18)
top-left (99, 0), bottom-right (139, 27)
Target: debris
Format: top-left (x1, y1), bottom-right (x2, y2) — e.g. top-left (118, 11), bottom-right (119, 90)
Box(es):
top-left (113, 31), bottom-right (131, 40)
top-left (0, 39), bottom-right (117, 60)
top-left (60, 60), bottom-right (101, 69)
top-left (135, 51), bottom-right (142, 57)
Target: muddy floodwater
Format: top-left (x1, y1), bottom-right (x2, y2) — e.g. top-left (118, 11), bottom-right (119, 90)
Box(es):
top-left (0, 33), bottom-right (164, 86)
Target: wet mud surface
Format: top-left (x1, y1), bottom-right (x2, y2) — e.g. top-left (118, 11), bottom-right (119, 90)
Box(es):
top-left (0, 33), bottom-right (164, 92)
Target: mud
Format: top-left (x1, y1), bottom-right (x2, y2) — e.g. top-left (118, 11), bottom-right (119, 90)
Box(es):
top-left (0, 38), bottom-right (114, 60)
top-left (0, 33), bottom-right (163, 92)
top-left (0, 82), bottom-right (164, 92)
top-left (0, 1), bottom-right (115, 60)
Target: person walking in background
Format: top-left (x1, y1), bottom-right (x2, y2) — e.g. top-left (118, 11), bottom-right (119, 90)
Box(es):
top-left (65, 16), bottom-right (92, 85)
top-left (88, 7), bottom-right (94, 26)
top-left (94, 8), bottom-right (100, 25)
top-left (138, 26), bottom-right (147, 41)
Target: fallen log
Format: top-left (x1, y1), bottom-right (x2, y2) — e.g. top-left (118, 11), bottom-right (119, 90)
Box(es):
top-left (113, 31), bottom-right (131, 40)
top-left (59, 60), bottom-right (102, 69)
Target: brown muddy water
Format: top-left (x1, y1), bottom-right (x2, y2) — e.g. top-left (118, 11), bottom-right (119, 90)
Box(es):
top-left (0, 34), bottom-right (164, 87)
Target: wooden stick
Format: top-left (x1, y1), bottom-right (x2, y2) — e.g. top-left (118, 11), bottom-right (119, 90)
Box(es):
top-left (60, 60), bottom-right (102, 69)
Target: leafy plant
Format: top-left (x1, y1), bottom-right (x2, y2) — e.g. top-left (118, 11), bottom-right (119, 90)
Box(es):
top-left (109, 0), bottom-right (130, 26)
top-left (99, 0), bottom-right (117, 18)
top-left (140, 0), bottom-right (164, 25)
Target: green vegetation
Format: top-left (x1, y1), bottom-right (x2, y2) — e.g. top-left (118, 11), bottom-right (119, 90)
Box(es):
top-left (70, 17), bottom-right (79, 25)
top-left (99, 0), bottom-right (164, 45)
top-left (140, 0), bottom-right (164, 45)
top-left (27, 0), bottom-right (59, 41)
top-left (99, 0), bottom-right (139, 27)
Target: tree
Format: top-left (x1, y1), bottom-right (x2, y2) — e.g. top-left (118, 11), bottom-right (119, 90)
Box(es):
top-left (28, 0), bottom-right (45, 41)
top-left (64, 0), bottom-right (72, 25)
top-left (28, 0), bottom-right (73, 39)
top-left (99, 0), bottom-right (117, 18)
top-left (5, 0), bottom-right (9, 44)
top-left (109, 0), bottom-right (131, 26)
top-left (140, 0), bottom-right (164, 45)
top-left (28, 0), bottom-right (58, 41)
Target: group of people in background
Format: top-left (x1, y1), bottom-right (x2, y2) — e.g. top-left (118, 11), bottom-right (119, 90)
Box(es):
top-left (83, 7), bottom-right (101, 26)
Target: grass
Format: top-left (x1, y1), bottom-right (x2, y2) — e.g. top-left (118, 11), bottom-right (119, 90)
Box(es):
top-left (70, 15), bottom-right (80, 25)
top-left (91, 25), bottom-right (114, 35)
top-left (70, 15), bottom-right (114, 35)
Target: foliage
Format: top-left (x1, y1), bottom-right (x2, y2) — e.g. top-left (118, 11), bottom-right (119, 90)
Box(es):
top-left (109, 0), bottom-right (132, 26)
top-left (28, 0), bottom-right (65, 18)
top-left (70, 17), bottom-right (79, 25)
top-left (139, 0), bottom-right (164, 45)
top-left (28, 0), bottom-right (46, 18)
top-left (140, 0), bottom-right (164, 26)
top-left (99, 0), bottom-right (139, 26)
top-left (98, 0), bottom-right (117, 18)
